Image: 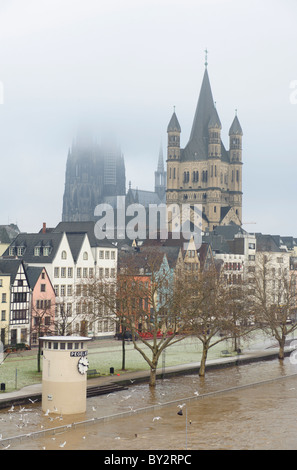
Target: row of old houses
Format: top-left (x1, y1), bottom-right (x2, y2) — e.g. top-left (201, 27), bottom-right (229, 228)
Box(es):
top-left (1, 220), bottom-right (297, 347)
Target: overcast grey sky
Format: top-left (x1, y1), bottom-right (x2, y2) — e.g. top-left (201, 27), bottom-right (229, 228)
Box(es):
top-left (0, 0), bottom-right (297, 236)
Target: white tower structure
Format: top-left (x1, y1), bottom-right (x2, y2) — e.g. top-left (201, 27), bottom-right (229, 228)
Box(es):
top-left (40, 336), bottom-right (91, 415)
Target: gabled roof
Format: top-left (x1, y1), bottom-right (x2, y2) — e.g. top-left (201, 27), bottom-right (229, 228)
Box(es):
top-left (26, 266), bottom-right (43, 289)
top-left (2, 232), bottom-right (64, 263)
top-left (66, 233), bottom-right (87, 263)
top-left (255, 233), bottom-right (282, 252)
top-left (54, 221), bottom-right (114, 247)
top-left (0, 259), bottom-right (24, 283)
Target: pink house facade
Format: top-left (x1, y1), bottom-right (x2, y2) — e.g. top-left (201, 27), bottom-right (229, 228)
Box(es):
top-left (27, 266), bottom-right (56, 346)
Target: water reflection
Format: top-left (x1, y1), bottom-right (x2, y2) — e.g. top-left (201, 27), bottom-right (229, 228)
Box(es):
top-left (1, 358), bottom-right (297, 450)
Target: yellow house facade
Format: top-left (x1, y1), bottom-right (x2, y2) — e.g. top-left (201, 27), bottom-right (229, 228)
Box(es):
top-left (0, 273), bottom-right (11, 346)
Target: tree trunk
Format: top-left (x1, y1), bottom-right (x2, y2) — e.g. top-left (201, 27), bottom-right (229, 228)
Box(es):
top-left (278, 337), bottom-right (286, 360)
top-left (149, 367), bottom-right (157, 387)
top-left (199, 345), bottom-right (208, 377)
top-left (121, 335), bottom-right (126, 370)
top-left (37, 341), bottom-right (41, 373)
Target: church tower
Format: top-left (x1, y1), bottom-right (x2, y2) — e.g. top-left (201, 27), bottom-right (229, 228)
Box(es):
top-left (166, 54), bottom-right (243, 232)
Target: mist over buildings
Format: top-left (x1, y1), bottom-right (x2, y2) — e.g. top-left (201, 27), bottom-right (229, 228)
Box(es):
top-left (0, 0), bottom-right (296, 235)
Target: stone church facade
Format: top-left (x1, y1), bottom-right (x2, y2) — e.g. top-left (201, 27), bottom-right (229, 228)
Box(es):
top-left (166, 62), bottom-right (243, 232)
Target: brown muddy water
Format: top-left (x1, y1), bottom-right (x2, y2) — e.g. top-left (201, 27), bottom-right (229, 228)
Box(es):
top-left (1, 357), bottom-right (297, 450)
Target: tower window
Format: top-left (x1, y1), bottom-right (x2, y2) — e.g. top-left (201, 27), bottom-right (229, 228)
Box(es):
top-left (192, 171), bottom-right (199, 183)
top-left (183, 172), bottom-right (189, 183)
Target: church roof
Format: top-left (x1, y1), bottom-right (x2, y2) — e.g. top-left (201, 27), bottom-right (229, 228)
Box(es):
top-left (167, 111), bottom-right (181, 133)
top-left (181, 67), bottom-right (229, 162)
top-left (229, 115), bottom-right (243, 136)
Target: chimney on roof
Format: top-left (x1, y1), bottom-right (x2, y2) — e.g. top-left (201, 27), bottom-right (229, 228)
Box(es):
top-left (42, 222), bottom-right (46, 234)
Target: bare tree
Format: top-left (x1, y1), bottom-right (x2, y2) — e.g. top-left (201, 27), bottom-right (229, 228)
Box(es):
top-left (31, 301), bottom-right (55, 372)
top-left (82, 248), bottom-right (187, 387)
top-left (248, 252), bottom-right (297, 360)
top-left (181, 259), bottom-right (255, 377)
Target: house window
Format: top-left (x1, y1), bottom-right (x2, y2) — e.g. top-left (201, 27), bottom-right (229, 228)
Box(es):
top-left (67, 285), bottom-right (72, 296)
top-left (13, 292), bottom-right (27, 303)
top-left (61, 268), bottom-right (66, 278)
top-left (83, 268), bottom-right (88, 278)
top-left (61, 251), bottom-right (67, 260)
top-left (77, 268), bottom-right (81, 278)
top-left (17, 247), bottom-right (24, 256)
top-left (60, 285), bottom-right (66, 297)
top-left (83, 252), bottom-right (88, 260)
top-left (99, 250), bottom-right (104, 259)
top-left (54, 267), bottom-right (59, 278)
top-left (2, 293), bottom-right (6, 303)
top-left (9, 247), bottom-right (15, 256)
top-left (54, 285), bottom-right (59, 296)
top-left (68, 268), bottom-right (73, 278)
top-left (111, 251), bottom-right (115, 260)
top-left (105, 251), bottom-right (110, 259)
top-left (43, 247), bottom-right (49, 256)
top-left (40, 284), bottom-right (46, 292)
top-left (34, 247), bottom-right (41, 256)
top-left (1, 310), bottom-right (6, 321)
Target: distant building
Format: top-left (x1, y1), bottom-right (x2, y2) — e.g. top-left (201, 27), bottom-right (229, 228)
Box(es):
top-left (0, 224), bottom-right (20, 256)
top-left (62, 136), bottom-right (126, 222)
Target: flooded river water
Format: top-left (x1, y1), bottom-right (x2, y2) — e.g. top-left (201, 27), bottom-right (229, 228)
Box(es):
top-left (1, 357), bottom-right (297, 450)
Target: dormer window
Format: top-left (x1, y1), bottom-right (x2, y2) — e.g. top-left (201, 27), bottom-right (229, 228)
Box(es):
top-left (43, 247), bottom-right (49, 256)
top-left (9, 247), bottom-right (15, 256)
top-left (17, 247), bottom-right (25, 256)
top-left (34, 247), bottom-right (41, 256)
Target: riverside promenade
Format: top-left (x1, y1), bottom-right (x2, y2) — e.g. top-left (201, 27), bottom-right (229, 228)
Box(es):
top-left (0, 345), bottom-right (293, 410)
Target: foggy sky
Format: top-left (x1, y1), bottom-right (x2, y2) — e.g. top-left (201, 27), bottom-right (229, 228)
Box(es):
top-left (0, 0), bottom-right (297, 237)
